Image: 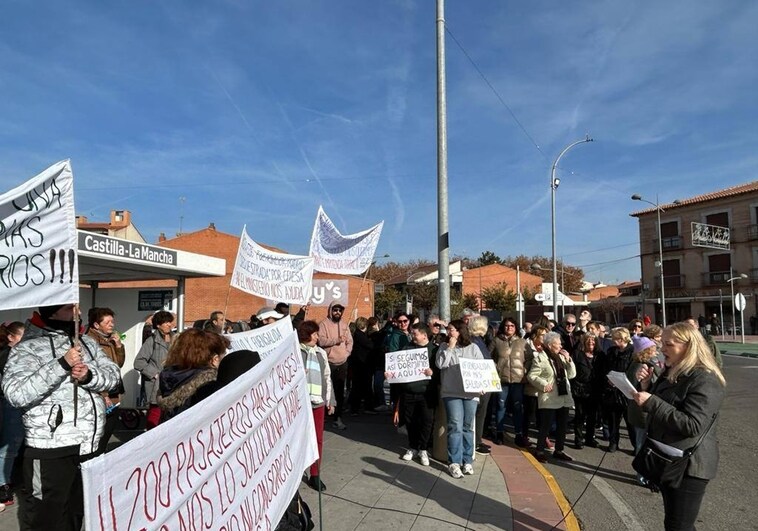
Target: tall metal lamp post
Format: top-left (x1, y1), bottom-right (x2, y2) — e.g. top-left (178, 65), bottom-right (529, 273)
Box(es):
top-left (550, 136), bottom-right (593, 319)
top-left (631, 194), bottom-right (679, 327)
top-left (728, 269), bottom-right (748, 341)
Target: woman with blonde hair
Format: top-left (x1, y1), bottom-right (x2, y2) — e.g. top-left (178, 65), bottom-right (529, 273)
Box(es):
top-left (632, 323), bottom-right (725, 530)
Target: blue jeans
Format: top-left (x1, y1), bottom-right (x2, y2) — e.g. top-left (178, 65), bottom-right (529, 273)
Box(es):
top-left (0, 398), bottom-right (25, 484)
top-left (496, 383), bottom-right (524, 436)
top-left (443, 397), bottom-right (477, 465)
top-left (373, 370), bottom-right (386, 407)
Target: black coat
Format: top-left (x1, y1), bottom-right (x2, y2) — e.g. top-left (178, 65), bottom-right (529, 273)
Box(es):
top-left (638, 368), bottom-right (724, 480)
top-left (593, 343), bottom-right (633, 407)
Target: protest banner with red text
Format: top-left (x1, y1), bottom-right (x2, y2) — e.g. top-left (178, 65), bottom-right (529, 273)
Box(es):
top-left (81, 329), bottom-right (318, 531)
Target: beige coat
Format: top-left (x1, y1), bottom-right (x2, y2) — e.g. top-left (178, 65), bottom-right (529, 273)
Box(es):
top-left (526, 350), bottom-right (577, 409)
top-left (490, 335), bottom-right (527, 384)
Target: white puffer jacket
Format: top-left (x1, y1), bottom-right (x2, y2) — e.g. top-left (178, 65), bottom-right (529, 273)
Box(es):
top-left (1, 317), bottom-right (121, 455)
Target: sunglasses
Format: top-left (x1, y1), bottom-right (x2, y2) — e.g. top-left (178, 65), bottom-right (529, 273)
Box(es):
top-left (397, 319), bottom-right (409, 323)
top-left (432, 323), bottom-right (441, 328)
top-left (332, 309), bottom-right (343, 313)
top-left (565, 322), bottom-right (576, 327)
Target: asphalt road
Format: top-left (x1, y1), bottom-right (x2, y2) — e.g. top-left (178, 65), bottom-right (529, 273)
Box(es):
top-left (543, 354), bottom-right (758, 531)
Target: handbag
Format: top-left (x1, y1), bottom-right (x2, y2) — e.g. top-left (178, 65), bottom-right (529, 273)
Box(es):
top-left (632, 413), bottom-right (717, 490)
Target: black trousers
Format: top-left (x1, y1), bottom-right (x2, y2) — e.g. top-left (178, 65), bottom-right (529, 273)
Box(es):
top-left (573, 395), bottom-right (598, 444)
top-left (603, 404), bottom-right (637, 448)
top-left (537, 407), bottom-right (568, 453)
top-left (522, 395), bottom-right (540, 439)
top-left (349, 360), bottom-right (373, 412)
top-left (660, 476), bottom-right (709, 531)
top-left (95, 410), bottom-right (120, 456)
top-left (18, 448), bottom-right (85, 531)
top-left (329, 362), bottom-right (348, 419)
top-left (474, 393), bottom-right (492, 445)
top-left (402, 392), bottom-right (435, 451)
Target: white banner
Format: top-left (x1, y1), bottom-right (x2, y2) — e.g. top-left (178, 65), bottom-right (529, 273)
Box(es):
top-left (385, 348), bottom-right (431, 384)
top-left (227, 317), bottom-right (293, 359)
top-left (82, 330), bottom-right (318, 531)
top-left (231, 226), bottom-right (314, 305)
top-left (460, 359), bottom-right (502, 393)
top-left (308, 206), bottom-right (383, 275)
top-left (0, 160), bottom-right (79, 311)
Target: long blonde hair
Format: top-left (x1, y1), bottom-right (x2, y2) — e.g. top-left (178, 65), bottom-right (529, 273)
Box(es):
top-left (664, 323), bottom-right (725, 386)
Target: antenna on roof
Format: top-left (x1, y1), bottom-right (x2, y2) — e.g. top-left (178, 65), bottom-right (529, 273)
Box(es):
top-left (178, 196), bottom-right (186, 235)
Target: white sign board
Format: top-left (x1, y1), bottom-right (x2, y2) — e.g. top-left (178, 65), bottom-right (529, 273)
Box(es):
top-left (460, 359), bottom-right (502, 393)
top-left (0, 160), bottom-right (79, 310)
top-left (385, 348), bottom-right (431, 384)
top-left (226, 317), bottom-right (293, 359)
top-left (691, 221), bottom-right (730, 250)
top-left (308, 206), bottom-right (383, 274)
top-left (82, 330), bottom-right (318, 531)
top-left (735, 293), bottom-right (747, 312)
top-left (231, 226), bottom-right (314, 305)
top-left (310, 278), bottom-right (348, 306)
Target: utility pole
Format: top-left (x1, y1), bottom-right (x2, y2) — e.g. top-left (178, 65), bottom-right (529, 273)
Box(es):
top-left (436, 0), bottom-right (450, 321)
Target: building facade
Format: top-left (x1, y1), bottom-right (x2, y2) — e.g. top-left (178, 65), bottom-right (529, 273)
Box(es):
top-left (631, 181), bottom-right (758, 331)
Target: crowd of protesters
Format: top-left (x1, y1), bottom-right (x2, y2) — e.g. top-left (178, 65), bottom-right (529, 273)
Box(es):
top-left (0, 301), bottom-right (726, 530)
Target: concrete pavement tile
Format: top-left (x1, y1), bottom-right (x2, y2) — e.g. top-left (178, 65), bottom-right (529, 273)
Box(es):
top-left (304, 495), bottom-right (369, 531)
top-left (355, 508), bottom-right (417, 531)
top-left (373, 463), bottom-right (440, 512)
top-left (418, 474), bottom-right (476, 527)
top-left (410, 514), bottom-right (470, 531)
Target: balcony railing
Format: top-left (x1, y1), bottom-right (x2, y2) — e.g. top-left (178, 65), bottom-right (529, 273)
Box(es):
top-left (749, 224), bottom-right (758, 240)
top-left (702, 271), bottom-right (733, 286)
top-left (653, 236), bottom-right (683, 251)
top-left (654, 274), bottom-right (685, 289)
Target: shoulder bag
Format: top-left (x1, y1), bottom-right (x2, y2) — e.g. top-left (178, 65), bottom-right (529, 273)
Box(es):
top-left (632, 413), bottom-right (717, 490)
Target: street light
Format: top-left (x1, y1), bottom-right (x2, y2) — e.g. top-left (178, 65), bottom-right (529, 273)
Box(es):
top-left (727, 269), bottom-right (748, 342)
top-left (631, 194), bottom-right (680, 327)
top-left (551, 136), bottom-right (593, 319)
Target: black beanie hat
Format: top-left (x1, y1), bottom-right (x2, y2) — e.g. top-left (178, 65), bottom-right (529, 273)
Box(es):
top-left (215, 350), bottom-right (262, 390)
top-left (39, 304), bottom-right (67, 321)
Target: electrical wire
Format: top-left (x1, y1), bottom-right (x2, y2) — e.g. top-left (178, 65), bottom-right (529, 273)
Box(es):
top-left (547, 450), bottom-right (609, 531)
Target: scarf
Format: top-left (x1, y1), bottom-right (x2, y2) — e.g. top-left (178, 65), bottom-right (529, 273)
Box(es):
top-left (300, 343), bottom-right (324, 405)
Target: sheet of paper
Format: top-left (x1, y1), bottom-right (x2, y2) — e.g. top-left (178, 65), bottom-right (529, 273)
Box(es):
top-left (648, 437), bottom-right (685, 458)
top-left (607, 370), bottom-right (636, 400)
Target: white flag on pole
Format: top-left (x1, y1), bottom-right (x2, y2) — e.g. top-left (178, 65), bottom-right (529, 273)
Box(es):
top-left (0, 160), bottom-right (79, 311)
top-left (231, 226), bottom-right (314, 305)
top-left (308, 206), bottom-right (383, 274)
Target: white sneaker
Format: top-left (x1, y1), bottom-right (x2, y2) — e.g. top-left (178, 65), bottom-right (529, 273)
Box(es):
top-left (333, 418), bottom-right (347, 430)
top-left (418, 450), bottom-right (430, 466)
top-left (448, 463), bottom-right (464, 479)
top-left (402, 449), bottom-right (415, 461)
top-left (462, 463), bottom-right (474, 475)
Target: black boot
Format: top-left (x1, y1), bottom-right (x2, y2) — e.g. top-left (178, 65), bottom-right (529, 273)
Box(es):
top-left (307, 475), bottom-right (326, 492)
top-left (0, 484), bottom-right (13, 505)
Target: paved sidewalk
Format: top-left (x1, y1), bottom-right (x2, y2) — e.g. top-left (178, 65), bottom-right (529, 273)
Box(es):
top-left (301, 413), bottom-right (575, 531)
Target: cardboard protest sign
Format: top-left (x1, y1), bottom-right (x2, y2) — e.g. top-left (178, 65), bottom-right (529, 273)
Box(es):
top-left (82, 330), bottom-right (318, 531)
top-left (231, 226), bottom-right (314, 305)
top-left (308, 206), bottom-right (383, 274)
top-left (0, 160), bottom-right (78, 311)
top-left (227, 317), bottom-right (293, 359)
top-left (385, 348), bottom-right (431, 384)
top-left (459, 359), bottom-right (501, 393)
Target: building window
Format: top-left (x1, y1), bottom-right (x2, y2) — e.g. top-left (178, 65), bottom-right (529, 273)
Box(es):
top-left (705, 211), bottom-right (729, 228)
top-left (660, 221), bottom-right (681, 249)
top-left (661, 259), bottom-right (682, 288)
top-left (706, 253), bottom-right (732, 285)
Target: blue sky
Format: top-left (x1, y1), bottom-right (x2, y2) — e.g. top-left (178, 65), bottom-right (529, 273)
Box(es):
top-left (1, 1), bottom-right (757, 284)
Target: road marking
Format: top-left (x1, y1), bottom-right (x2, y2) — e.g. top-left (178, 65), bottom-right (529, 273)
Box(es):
top-left (584, 474), bottom-right (645, 530)
top-left (740, 366), bottom-right (758, 369)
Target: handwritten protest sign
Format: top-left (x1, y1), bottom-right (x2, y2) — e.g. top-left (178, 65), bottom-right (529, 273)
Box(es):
top-left (385, 348), bottom-right (431, 384)
top-left (308, 206), bottom-right (383, 275)
top-left (82, 330), bottom-right (318, 531)
top-left (0, 160), bottom-right (78, 311)
top-left (227, 317), bottom-right (293, 359)
top-left (460, 359), bottom-right (501, 393)
top-left (231, 226), bottom-right (314, 305)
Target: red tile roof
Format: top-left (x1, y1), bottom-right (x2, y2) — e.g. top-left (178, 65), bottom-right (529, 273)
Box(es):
top-left (630, 181), bottom-right (758, 217)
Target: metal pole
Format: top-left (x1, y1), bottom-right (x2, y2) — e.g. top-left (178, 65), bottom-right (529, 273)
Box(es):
top-left (655, 195), bottom-right (667, 327)
top-left (517, 265), bottom-right (522, 329)
top-left (740, 298), bottom-right (745, 344)
top-left (436, 0), bottom-right (450, 322)
top-left (550, 136), bottom-right (592, 320)
top-left (730, 267), bottom-right (736, 341)
top-left (719, 289), bottom-right (724, 341)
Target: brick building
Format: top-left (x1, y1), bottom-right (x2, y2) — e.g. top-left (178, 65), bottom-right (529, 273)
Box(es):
top-left (462, 263), bottom-right (543, 311)
top-left (631, 181), bottom-right (758, 328)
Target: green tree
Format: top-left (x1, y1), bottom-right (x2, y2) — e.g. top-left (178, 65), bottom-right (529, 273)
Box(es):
top-left (503, 255), bottom-right (585, 294)
top-left (481, 282), bottom-right (516, 313)
top-left (409, 282), bottom-right (438, 312)
top-left (478, 250), bottom-right (503, 266)
top-left (375, 286), bottom-right (404, 319)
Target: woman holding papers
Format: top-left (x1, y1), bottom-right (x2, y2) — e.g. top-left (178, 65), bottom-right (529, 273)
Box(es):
top-left (632, 323), bottom-right (725, 531)
top-left (527, 331), bottom-right (576, 463)
top-left (436, 320), bottom-right (483, 478)
top-left (593, 327), bottom-right (635, 453)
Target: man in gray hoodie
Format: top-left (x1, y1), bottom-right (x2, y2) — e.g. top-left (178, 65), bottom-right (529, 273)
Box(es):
top-left (2, 303), bottom-right (121, 531)
top-left (318, 302), bottom-right (353, 430)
